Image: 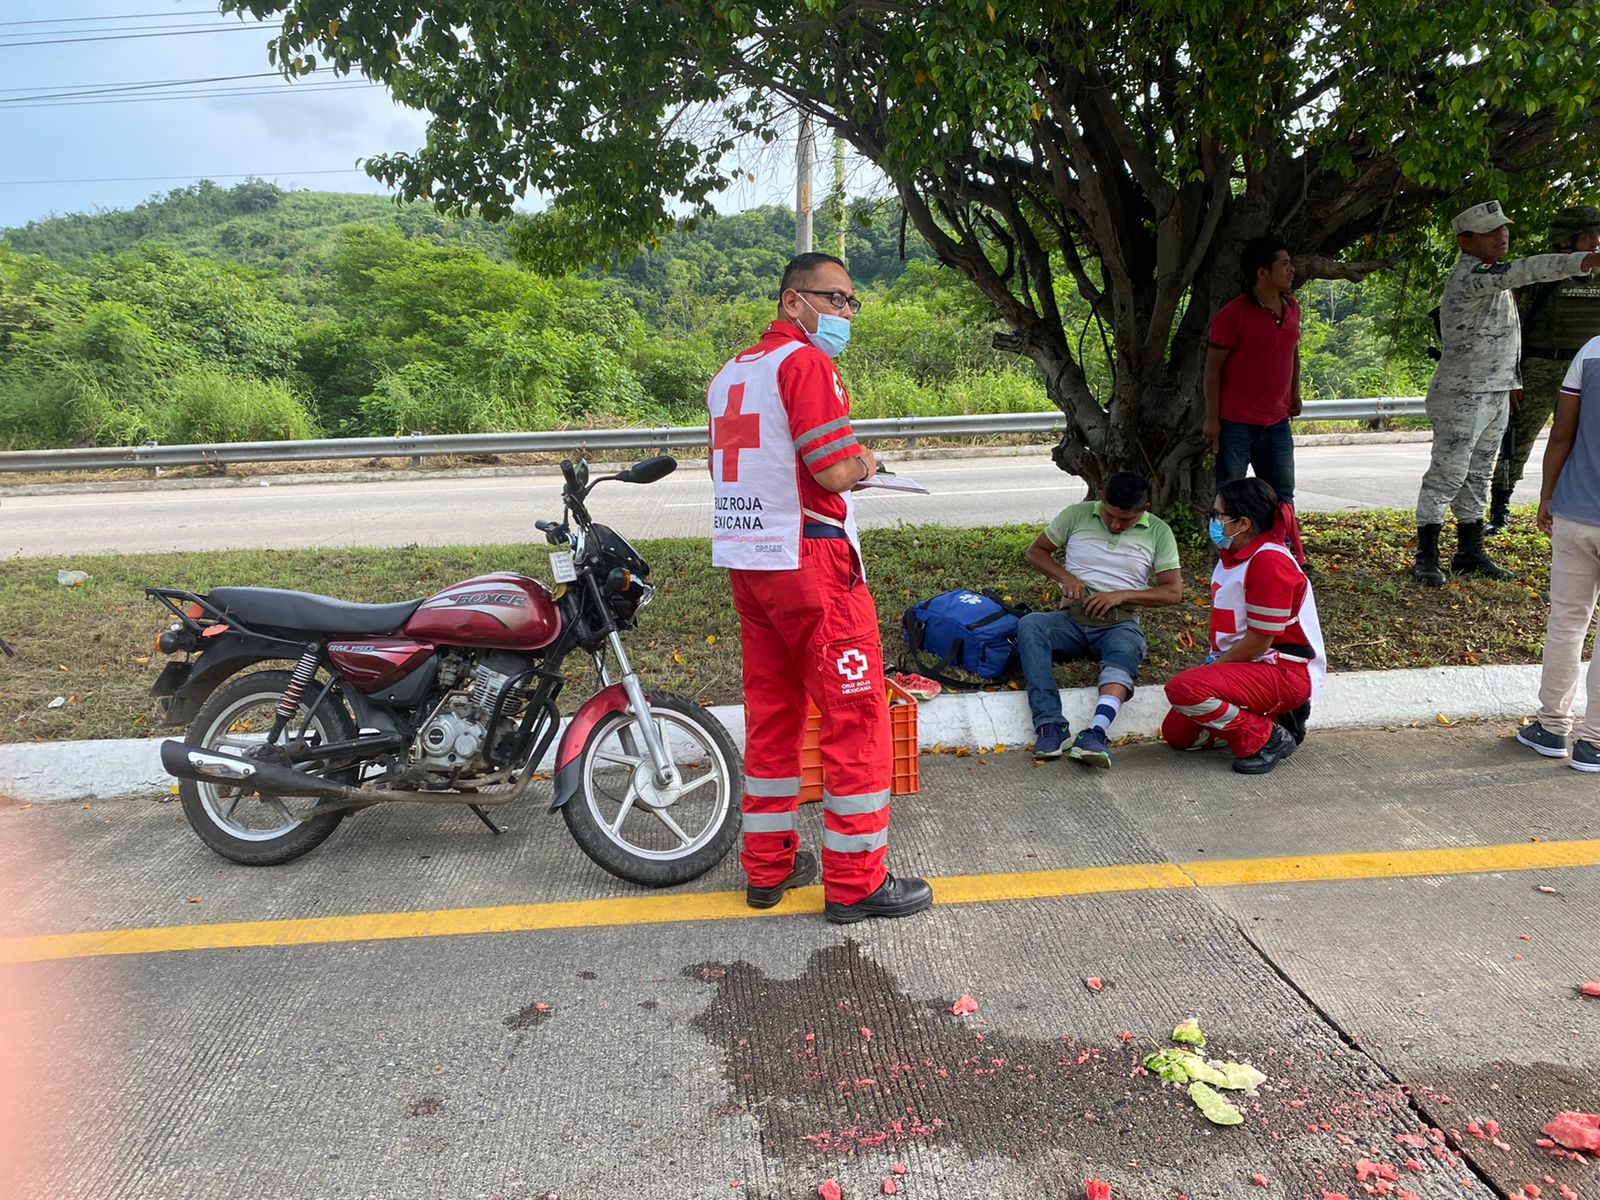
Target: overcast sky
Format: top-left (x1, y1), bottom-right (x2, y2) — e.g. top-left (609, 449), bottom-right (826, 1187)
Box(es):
top-left (0, 2), bottom-right (815, 231)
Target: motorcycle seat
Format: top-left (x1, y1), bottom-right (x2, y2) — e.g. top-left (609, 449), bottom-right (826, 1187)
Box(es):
top-left (207, 587), bottom-right (424, 636)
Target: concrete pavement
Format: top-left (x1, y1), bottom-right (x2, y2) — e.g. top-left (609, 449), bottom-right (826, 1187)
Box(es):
top-left (3, 723), bottom-right (1598, 1199)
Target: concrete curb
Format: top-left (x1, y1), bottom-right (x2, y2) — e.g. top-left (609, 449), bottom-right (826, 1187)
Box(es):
top-left (0, 662), bottom-right (1556, 805)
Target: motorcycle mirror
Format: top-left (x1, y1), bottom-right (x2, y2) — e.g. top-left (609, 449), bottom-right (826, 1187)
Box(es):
top-left (617, 455), bottom-right (678, 485)
top-left (573, 460), bottom-right (590, 488)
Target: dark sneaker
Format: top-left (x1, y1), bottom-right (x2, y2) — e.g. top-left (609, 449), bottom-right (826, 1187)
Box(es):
top-left (746, 850), bottom-right (817, 909)
top-left (1571, 740), bottom-right (1600, 773)
top-left (1067, 726), bottom-right (1112, 768)
top-left (1516, 720), bottom-right (1570, 759)
top-left (824, 873), bottom-right (934, 924)
top-left (1231, 723), bottom-right (1297, 775)
top-left (1032, 723), bottom-right (1068, 759)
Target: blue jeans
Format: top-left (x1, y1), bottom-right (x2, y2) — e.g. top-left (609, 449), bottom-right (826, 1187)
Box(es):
top-left (1215, 418), bottom-right (1296, 506)
top-left (1016, 610), bottom-right (1147, 730)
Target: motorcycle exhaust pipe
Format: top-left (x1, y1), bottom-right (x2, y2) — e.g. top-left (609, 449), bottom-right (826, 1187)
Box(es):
top-left (159, 740), bottom-right (353, 801)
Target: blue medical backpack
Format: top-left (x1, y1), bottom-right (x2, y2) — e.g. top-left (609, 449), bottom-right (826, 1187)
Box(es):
top-left (900, 589), bottom-right (1029, 687)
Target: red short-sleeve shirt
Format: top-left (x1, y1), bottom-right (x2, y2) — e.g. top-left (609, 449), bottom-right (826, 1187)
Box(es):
top-left (1208, 294), bottom-right (1301, 426)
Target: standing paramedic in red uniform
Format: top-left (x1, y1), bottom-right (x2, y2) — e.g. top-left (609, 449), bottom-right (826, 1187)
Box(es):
top-left (706, 253), bottom-right (932, 924)
top-left (1161, 477), bottom-right (1326, 774)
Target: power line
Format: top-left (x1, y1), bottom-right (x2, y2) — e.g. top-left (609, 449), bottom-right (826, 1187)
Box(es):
top-left (0, 9), bottom-right (228, 27)
top-left (0, 72), bottom-right (310, 102)
top-left (2, 81), bottom-right (378, 110)
top-left (0, 24), bottom-right (270, 49)
top-left (0, 169), bottom-right (374, 187)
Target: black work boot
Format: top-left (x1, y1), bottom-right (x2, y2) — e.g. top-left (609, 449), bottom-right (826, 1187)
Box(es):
top-left (1485, 491), bottom-right (1511, 536)
top-left (1410, 523), bottom-right (1447, 587)
top-left (1232, 723), bottom-right (1298, 775)
top-left (1451, 519), bottom-right (1514, 580)
top-left (824, 873), bottom-right (933, 924)
top-left (746, 851), bottom-right (817, 909)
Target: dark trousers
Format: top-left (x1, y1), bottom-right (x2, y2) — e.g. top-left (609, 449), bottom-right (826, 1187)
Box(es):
top-left (1215, 418), bottom-right (1295, 505)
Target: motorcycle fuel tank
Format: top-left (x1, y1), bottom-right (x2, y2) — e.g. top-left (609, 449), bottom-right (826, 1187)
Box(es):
top-left (403, 573), bottom-right (563, 651)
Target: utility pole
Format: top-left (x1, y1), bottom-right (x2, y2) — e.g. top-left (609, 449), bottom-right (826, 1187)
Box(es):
top-left (830, 135), bottom-right (847, 262)
top-left (795, 113), bottom-right (814, 255)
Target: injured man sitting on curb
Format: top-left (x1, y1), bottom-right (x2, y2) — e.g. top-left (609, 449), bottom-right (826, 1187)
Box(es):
top-left (1018, 471), bottom-right (1183, 767)
top-left (1162, 477), bottom-right (1325, 774)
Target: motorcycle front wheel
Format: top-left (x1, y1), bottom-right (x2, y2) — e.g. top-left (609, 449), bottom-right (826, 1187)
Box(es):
top-left (179, 668), bottom-right (357, 866)
top-left (562, 690), bottom-right (741, 886)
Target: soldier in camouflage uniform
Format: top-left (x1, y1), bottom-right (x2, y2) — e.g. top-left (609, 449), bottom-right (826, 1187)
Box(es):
top-left (1487, 206), bottom-right (1600, 533)
top-left (1409, 200), bottom-right (1600, 587)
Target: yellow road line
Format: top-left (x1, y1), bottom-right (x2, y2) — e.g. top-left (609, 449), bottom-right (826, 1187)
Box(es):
top-left (3, 837), bottom-right (1596, 965)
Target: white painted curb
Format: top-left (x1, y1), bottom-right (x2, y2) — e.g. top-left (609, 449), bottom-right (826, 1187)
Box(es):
top-left (0, 663), bottom-right (1567, 805)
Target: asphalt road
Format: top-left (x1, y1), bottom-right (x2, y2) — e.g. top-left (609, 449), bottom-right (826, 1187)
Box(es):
top-left (3, 723), bottom-right (1598, 1199)
top-left (0, 439), bottom-right (1547, 558)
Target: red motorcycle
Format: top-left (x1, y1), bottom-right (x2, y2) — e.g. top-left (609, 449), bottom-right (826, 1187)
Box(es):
top-left (147, 456), bottom-right (742, 886)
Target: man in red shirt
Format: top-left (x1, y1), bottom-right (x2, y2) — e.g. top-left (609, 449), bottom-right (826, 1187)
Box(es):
top-left (1204, 236), bottom-right (1306, 565)
top-left (706, 253), bottom-right (932, 924)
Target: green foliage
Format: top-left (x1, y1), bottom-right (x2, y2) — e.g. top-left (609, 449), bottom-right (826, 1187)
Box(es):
top-left (2, 181), bottom-right (1433, 451)
top-left (154, 369), bottom-right (320, 444)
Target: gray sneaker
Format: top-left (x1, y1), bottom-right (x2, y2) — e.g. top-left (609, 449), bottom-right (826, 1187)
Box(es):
top-left (1571, 740), bottom-right (1600, 773)
top-left (1517, 720), bottom-right (1570, 758)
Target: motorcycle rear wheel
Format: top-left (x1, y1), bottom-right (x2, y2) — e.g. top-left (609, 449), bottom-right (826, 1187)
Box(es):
top-left (179, 669), bottom-right (358, 866)
top-left (562, 690), bottom-right (741, 886)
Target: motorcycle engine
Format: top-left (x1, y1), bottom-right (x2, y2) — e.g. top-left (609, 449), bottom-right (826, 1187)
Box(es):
top-left (414, 656), bottom-right (526, 773)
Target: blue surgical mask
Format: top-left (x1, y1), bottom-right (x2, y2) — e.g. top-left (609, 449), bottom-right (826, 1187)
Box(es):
top-left (802, 297), bottom-right (852, 359)
top-left (1207, 517), bottom-right (1232, 550)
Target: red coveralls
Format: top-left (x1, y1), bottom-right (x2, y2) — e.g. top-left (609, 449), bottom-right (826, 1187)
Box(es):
top-left (1162, 534), bottom-right (1323, 757)
top-left (707, 321), bottom-right (891, 906)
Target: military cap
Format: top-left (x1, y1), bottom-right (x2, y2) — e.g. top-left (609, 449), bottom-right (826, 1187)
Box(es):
top-left (1552, 205), bottom-right (1600, 240)
top-left (1451, 200), bottom-right (1512, 235)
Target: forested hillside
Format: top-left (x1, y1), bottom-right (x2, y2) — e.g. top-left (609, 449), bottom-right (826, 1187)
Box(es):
top-left (0, 181), bottom-right (1433, 451)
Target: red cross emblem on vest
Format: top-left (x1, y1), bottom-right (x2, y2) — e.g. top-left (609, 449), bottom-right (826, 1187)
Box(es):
top-left (712, 382), bottom-right (762, 482)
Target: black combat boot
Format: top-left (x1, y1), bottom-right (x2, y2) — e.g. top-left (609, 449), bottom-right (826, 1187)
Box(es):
top-left (1410, 523), bottom-right (1446, 587)
top-left (1451, 519), bottom-right (1514, 580)
top-left (1485, 490), bottom-right (1511, 536)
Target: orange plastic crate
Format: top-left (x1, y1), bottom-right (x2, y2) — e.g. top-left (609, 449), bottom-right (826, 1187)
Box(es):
top-left (796, 678), bottom-right (919, 803)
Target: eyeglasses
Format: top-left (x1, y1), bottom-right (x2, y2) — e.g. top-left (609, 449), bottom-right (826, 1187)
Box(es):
top-left (795, 288), bottom-right (862, 315)
top-left (1210, 508), bottom-right (1235, 520)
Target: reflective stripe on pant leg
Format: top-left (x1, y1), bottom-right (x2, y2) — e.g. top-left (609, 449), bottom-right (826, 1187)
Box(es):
top-left (730, 571), bottom-right (809, 889)
top-left (1166, 661), bottom-right (1275, 757)
top-left (803, 542), bottom-right (893, 907)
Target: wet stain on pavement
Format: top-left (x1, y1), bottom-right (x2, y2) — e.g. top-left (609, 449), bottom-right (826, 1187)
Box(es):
top-left (684, 940), bottom-right (1519, 1196)
top-left (503, 1001), bottom-right (553, 1030)
top-left (688, 939), bottom-right (1208, 1166)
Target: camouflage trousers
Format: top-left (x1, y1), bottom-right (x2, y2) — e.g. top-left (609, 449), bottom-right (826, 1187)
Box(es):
top-left (1490, 357), bottom-right (1568, 507)
top-left (1416, 382), bottom-right (1510, 526)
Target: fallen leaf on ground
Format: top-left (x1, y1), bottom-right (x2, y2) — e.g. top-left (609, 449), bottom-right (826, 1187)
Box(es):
top-left (950, 994), bottom-right (978, 1016)
top-left (1084, 1180), bottom-right (1112, 1200)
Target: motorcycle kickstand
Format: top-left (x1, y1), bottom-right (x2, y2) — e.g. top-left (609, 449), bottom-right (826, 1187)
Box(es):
top-left (468, 804), bottom-right (505, 835)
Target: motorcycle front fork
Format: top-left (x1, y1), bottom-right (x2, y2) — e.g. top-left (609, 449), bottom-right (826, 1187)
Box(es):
top-left (595, 633), bottom-right (679, 790)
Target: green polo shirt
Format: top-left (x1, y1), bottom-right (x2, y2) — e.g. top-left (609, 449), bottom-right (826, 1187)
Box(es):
top-left (1043, 502), bottom-right (1182, 594)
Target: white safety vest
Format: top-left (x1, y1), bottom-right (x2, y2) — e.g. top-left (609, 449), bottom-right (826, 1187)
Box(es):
top-left (1210, 540), bottom-right (1326, 702)
top-left (706, 339), bottom-right (863, 572)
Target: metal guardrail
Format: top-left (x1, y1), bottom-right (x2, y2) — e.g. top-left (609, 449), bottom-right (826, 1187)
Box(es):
top-left (0, 397), bottom-right (1427, 476)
